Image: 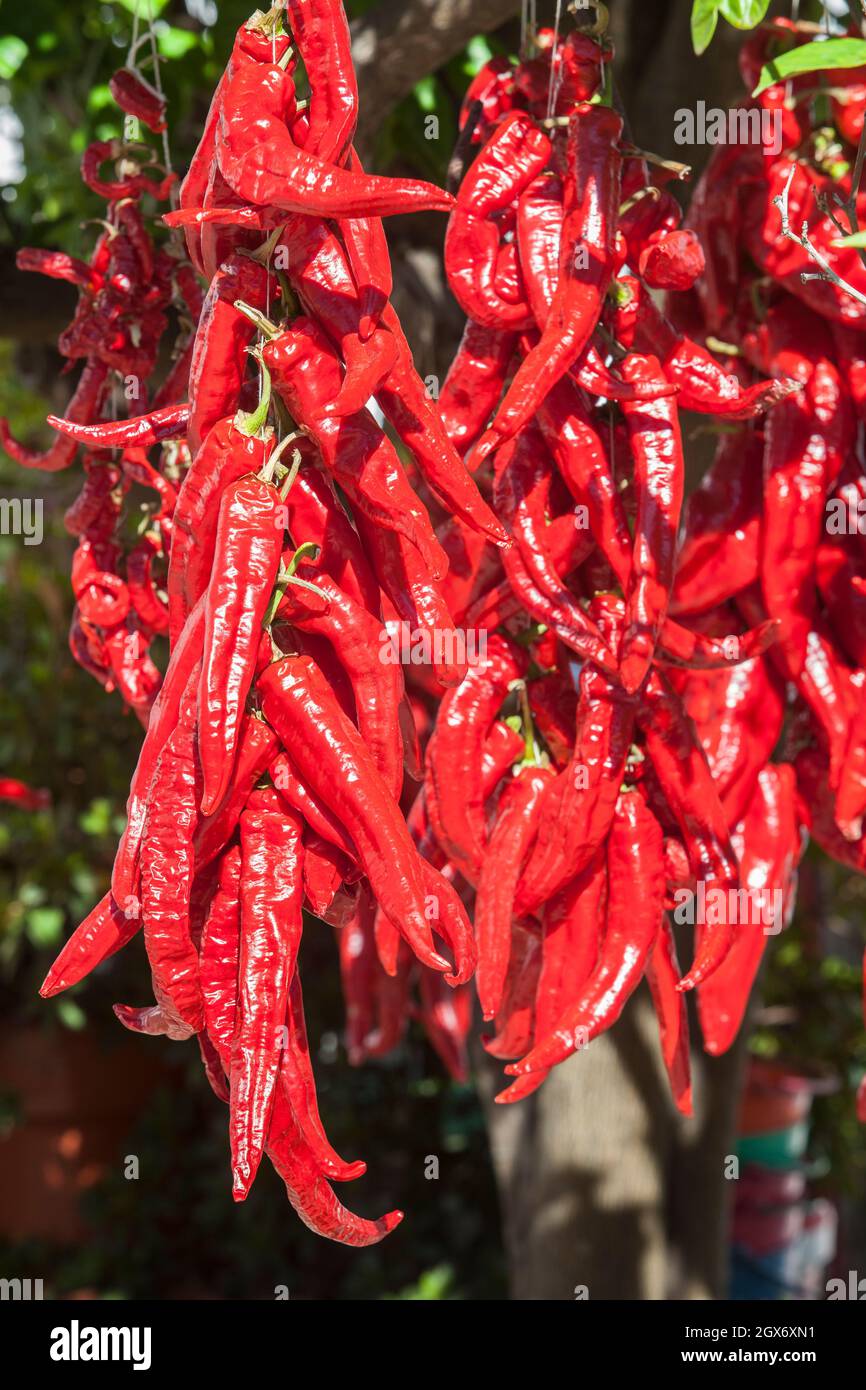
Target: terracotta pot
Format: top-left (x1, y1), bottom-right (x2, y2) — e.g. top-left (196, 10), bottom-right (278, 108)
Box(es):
top-left (0, 1025), bottom-right (170, 1243)
top-left (737, 1058), bottom-right (838, 1138)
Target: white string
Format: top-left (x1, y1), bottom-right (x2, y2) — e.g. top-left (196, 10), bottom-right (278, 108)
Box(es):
top-left (546, 0), bottom-right (564, 121)
top-left (142, 0), bottom-right (177, 210)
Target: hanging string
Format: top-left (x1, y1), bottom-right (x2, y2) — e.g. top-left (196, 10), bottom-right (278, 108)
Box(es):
top-left (142, 0), bottom-right (177, 209)
top-left (546, 0), bottom-right (565, 121)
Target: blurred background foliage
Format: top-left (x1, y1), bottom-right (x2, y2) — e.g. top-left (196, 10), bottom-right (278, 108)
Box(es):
top-left (0, 0), bottom-right (863, 1300)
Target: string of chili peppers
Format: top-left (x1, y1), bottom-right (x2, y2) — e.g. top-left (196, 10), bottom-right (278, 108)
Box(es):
top-left (1, 12), bottom-right (196, 726)
top-left (23, 3), bottom-right (866, 1246)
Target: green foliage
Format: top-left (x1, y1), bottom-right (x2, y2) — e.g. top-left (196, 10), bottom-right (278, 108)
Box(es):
top-left (755, 849), bottom-right (866, 1194)
top-left (691, 0), bottom-right (771, 56)
top-left (753, 38), bottom-right (866, 97)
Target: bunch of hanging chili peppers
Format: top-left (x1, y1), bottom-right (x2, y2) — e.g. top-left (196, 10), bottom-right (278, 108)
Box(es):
top-left (18, 4), bottom-right (866, 1245)
top-left (1, 37), bottom-right (196, 724)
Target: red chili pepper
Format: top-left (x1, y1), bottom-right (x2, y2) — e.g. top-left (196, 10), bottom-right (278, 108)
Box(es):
top-left (110, 598), bottom-right (206, 907)
top-left (535, 374), bottom-right (634, 589)
top-left (266, 1079), bottom-right (402, 1244)
top-left (438, 321), bottom-right (517, 458)
top-left (498, 526), bottom-right (614, 672)
top-left (216, 58), bottom-right (453, 220)
top-left (272, 751), bottom-right (358, 868)
top-left (46, 400), bottom-right (189, 452)
top-left (2, 357), bottom-right (109, 471)
top-left (188, 254), bottom-right (271, 454)
top-left (285, 0), bottom-right (357, 166)
top-left (168, 420), bottom-right (270, 647)
top-left (109, 67), bottom-right (168, 133)
top-left (476, 764), bottom-right (555, 1019)
top-left (528, 674), bottom-right (578, 769)
top-left (231, 786), bottom-right (304, 1199)
top-left (671, 428), bottom-right (764, 617)
top-left (671, 655), bottom-right (786, 832)
top-left (533, 849), bottom-right (606, 1054)
top-left (615, 278), bottom-right (795, 418)
top-left (445, 112), bottom-right (551, 329)
top-left (198, 473), bottom-right (284, 815)
top-left (514, 664), bottom-right (635, 917)
top-left (279, 568), bottom-right (405, 800)
top-left (646, 917), bottom-right (693, 1115)
top-left (282, 970), bottom-right (366, 1181)
top-left (194, 715), bottom-right (281, 873)
top-left (0, 778), bottom-right (50, 811)
top-left (482, 922), bottom-right (542, 1062)
top-left (200, 843), bottom-right (242, 1063)
top-left (493, 421), bottom-right (590, 623)
top-left (618, 353), bottom-right (685, 693)
top-left (40, 892), bottom-right (140, 998)
top-left (64, 459), bottom-right (121, 536)
top-left (140, 674), bottom-right (205, 1032)
top-left (339, 148), bottom-right (393, 341)
top-left (81, 140), bottom-right (175, 203)
top-left (358, 521), bottom-right (467, 689)
top-left (281, 460), bottom-right (380, 615)
top-left (103, 623), bottom-right (162, 726)
top-left (259, 653), bottom-right (452, 976)
top-left (472, 104), bottom-right (623, 465)
top-left (126, 532), bottom-right (169, 635)
top-left (425, 634), bottom-right (528, 882)
top-left (417, 973), bottom-right (473, 1084)
top-left (507, 790), bottom-right (665, 1077)
top-left (638, 671), bottom-right (739, 990)
top-left (16, 246), bottom-right (102, 295)
top-left (262, 318), bottom-right (447, 581)
top-left (697, 765), bottom-right (801, 1056)
top-left (272, 217), bottom-right (397, 415)
top-left (638, 229), bottom-right (705, 292)
top-left (71, 538), bottom-right (130, 627)
top-left (377, 302), bottom-right (509, 545)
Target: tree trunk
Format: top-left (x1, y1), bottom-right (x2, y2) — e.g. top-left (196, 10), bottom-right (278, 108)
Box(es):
top-left (475, 983), bottom-right (752, 1300)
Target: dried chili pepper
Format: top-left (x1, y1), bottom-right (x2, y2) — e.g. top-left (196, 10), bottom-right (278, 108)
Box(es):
top-left (231, 786), bottom-right (304, 1199)
top-left (198, 472), bottom-right (284, 815)
top-left (476, 764), bottom-right (554, 1019)
top-left (259, 653), bottom-right (452, 975)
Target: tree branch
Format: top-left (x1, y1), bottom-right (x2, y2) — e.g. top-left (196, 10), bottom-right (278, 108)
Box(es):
top-left (351, 0), bottom-right (522, 143)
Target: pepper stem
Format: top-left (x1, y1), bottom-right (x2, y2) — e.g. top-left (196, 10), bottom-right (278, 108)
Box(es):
top-left (285, 540), bottom-right (320, 578)
top-left (235, 300), bottom-right (281, 340)
top-left (509, 678), bottom-right (540, 767)
top-left (260, 431), bottom-right (298, 484)
top-left (236, 350), bottom-right (272, 437)
top-left (278, 444), bottom-right (303, 497)
top-left (262, 544), bottom-right (321, 629)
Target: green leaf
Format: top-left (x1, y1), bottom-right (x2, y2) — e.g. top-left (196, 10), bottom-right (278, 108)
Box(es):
top-left (114, 0), bottom-right (170, 14)
top-left (833, 231), bottom-right (866, 249)
top-left (718, 0), bottom-right (770, 29)
top-left (56, 999), bottom-right (87, 1031)
top-left (464, 35), bottom-right (494, 77)
top-left (25, 906), bottom-right (64, 948)
top-left (691, 0), bottom-right (720, 56)
top-left (753, 38), bottom-right (866, 96)
top-left (156, 27), bottom-right (199, 60)
top-left (0, 35), bottom-right (28, 80)
top-left (413, 76), bottom-right (437, 114)
top-left (87, 84), bottom-right (114, 114)
top-left (79, 797), bottom-right (112, 837)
